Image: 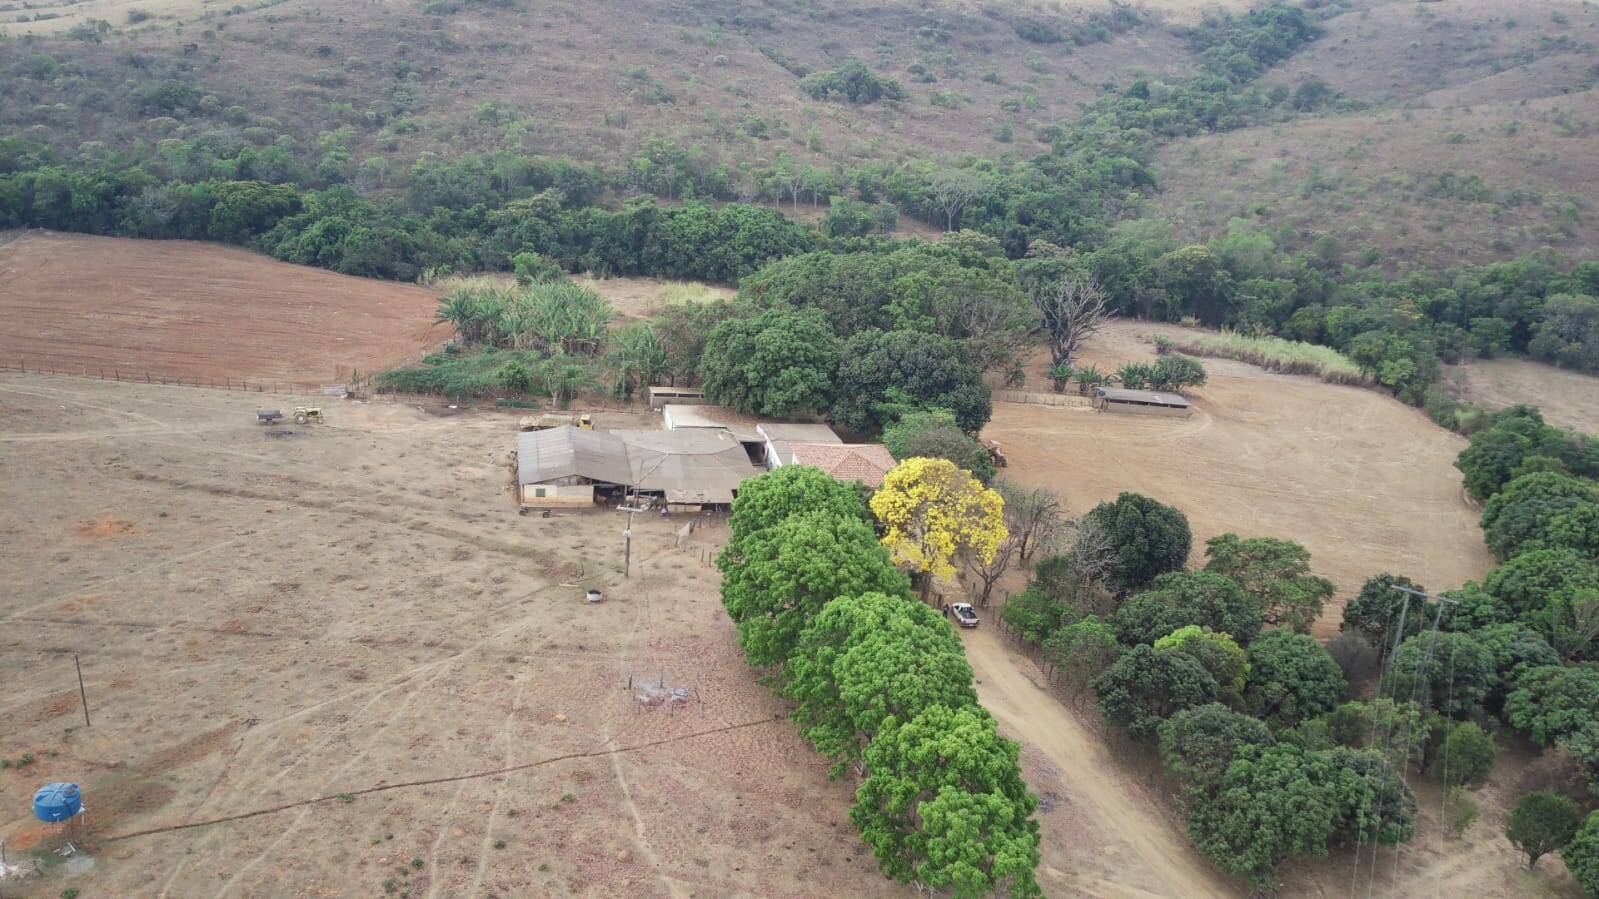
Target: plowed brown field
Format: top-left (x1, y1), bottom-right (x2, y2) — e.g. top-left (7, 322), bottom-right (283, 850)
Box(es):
top-left (0, 231), bottom-right (447, 384)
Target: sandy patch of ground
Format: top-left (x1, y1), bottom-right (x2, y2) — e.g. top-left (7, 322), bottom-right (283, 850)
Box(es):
top-left (0, 232), bottom-right (448, 385)
top-left (1444, 357), bottom-right (1599, 436)
top-left (989, 321), bottom-right (1495, 635)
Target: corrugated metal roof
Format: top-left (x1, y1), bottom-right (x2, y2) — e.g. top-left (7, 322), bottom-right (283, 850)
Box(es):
top-left (661, 404), bottom-right (764, 443)
top-left (755, 423), bottom-right (842, 444)
top-left (1095, 387), bottom-right (1191, 408)
top-left (516, 427), bottom-right (633, 486)
top-left (517, 426), bottom-right (760, 502)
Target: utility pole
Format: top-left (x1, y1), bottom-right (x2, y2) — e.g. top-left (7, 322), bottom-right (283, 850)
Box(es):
top-left (618, 487), bottom-right (646, 578)
top-left (73, 653), bottom-right (90, 727)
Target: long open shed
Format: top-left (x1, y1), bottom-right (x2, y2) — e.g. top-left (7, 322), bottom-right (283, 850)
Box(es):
top-left (1093, 387), bottom-right (1193, 417)
top-left (516, 426), bottom-right (763, 508)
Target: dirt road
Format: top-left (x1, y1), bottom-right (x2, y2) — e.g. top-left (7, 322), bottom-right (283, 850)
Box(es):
top-left (962, 625), bottom-right (1237, 898)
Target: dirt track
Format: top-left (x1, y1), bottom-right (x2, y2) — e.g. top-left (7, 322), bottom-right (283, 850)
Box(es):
top-left (0, 231), bottom-right (447, 384)
top-left (988, 322), bottom-right (1495, 635)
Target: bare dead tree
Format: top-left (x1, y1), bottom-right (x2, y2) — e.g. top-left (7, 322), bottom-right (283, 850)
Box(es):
top-left (964, 533), bottom-right (1019, 609)
top-left (1060, 514), bottom-right (1119, 616)
top-left (1031, 275), bottom-right (1115, 367)
top-left (930, 169), bottom-right (985, 231)
top-left (996, 479), bottom-right (1066, 564)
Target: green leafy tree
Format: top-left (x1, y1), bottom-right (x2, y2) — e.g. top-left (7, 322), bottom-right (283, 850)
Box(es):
top-left (1563, 811), bottom-right (1599, 897)
top-left (725, 464), bottom-right (870, 548)
top-left (1155, 625), bottom-right (1249, 697)
top-left (1187, 744), bottom-right (1337, 886)
top-left (1504, 665), bottom-right (1599, 746)
top-left (1439, 722), bottom-right (1496, 787)
top-left (882, 410), bottom-right (995, 482)
top-left (1529, 293), bottom-right (1599, 372)
top-left (1481, 471), bottom-right (1599, 561)
top-left (1388, 631), bottom-right (1494, 719)
top-left (1093, 644), bottom-right (1221, 740)
top-left (1158, 703), bottom-right (1274, 788)
top-left (1204, 533), bottom-right (1335, 633)
top-left (1341, 573), bottom-right (1430, 649)
top-left (1111, 571), bottom-right (1263, 647)
top-left (1506, 790), bottom-right (1581, 869)
top-left (1082, 492), bottom-right (1193, 593)
top-left (534, 355), bottom-right (596, 409)
top-left (1323, 747), bottom-right (1418, 848)
top-left (718, 510), bottom-right (909, 668)
top-left (852, 705), bottom-right (1040, 898)
top-left (784, 592), bottom-right (976, 774)
top-left (1244, 631), bottom-right (1348, 726)
top-left (1483, 547), bottom-right (1599, 621)
top-left (700, 308), bottom-right (838, 416)
top-left (605, 321), bottom-right (666, 400)
top-left (1042, 615), bottom-right (1121, 699)
top-left (998, 587), bottom-right (1074, 647)
top-left (832, 330), bottom-right (991, 434)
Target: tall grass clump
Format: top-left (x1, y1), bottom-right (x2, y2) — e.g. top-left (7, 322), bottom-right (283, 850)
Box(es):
top-left (1164, 330), bottom-right (1367, 385)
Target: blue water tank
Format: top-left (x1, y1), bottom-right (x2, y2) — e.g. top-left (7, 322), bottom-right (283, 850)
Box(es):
top-left (33, 783), bottom-right (82, 823)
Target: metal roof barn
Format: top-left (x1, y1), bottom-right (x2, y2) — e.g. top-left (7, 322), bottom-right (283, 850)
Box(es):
top-left (1093, 387), bottom-right (1193, 416)
top-left (516, 426), bottom-right (763, 505)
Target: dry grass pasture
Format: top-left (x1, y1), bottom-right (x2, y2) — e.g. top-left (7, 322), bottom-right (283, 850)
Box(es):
top-left (0, 231), bottom-right (448, 384)
top-left (1444, 356), bottom-right (1599, 435)
top-left (986, 321), bottom-right (1496, 636)
top-left (0, 375), bottom-right (907, 898)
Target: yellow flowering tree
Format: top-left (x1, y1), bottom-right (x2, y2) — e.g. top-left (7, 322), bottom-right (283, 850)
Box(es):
top-left (870, 457), bottom-right (1007, 601)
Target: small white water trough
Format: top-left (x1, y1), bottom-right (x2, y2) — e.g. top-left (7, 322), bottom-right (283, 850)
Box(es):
top-left (585, 589), bottom-right (604, 603)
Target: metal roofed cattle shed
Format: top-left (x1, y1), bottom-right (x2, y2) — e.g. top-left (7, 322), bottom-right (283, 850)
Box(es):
top-left (1093, 387), bottom-right (1193, 417)
top-left (516, 426), bottom-right (762, 508)
top-left (647, 385), bottom-right (707, 410)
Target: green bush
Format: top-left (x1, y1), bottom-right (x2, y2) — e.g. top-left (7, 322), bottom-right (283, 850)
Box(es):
top-left (1439, 722), bottom-right (1496, 787)
top-left (800, 60), bottom-right (905, 104)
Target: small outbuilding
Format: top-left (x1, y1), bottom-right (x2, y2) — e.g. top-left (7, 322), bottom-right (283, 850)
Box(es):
top-left (756, 422), bottom-right (843, 469)
top-left (780, 442), bottom-right (897, 488)
top-left (1093, 387), bottom-right (1193, 417)
top-left (647, 385), bottom-right (706, 410)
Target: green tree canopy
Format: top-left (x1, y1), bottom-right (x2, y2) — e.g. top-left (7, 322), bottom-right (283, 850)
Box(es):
top-left (1155, 625), bottom-right (1249, 698)
top-left (1042, 615), bottom-right (1121, 696)
top-left (1111, 570), bottom-right (1263, 647)
top-left (1483, 547), bottom-right (1599, 619)
top-left (653, 298), bottom-right (744, 386)
top-left (700, 307), bottom-right (838, 417)
top-left (718, 510), bottom-right (909, 668)
top-left (1563, 810), bottom-right (1599, 897)
top-left (1439, 721), bottom-right (1496, 787)
top-left (724, 464), bottom-right (871, 553)
top-left (852, 704), bottom-right (1041, 898)
top-left (1506, 790), bottom-right (1581, 868)
top-left (1187, 744), bottom-right (1337, 886)
top-left (784, 591), bottom-right (976, 774)
top-left (1480, 471), bottom-right (1599, 561)
top-left (1244, 630), bottom-right (1348, 726)
top-left (1504, 665), bottom-right (1599, 746)
top-left (1158, 702), bottom-right (1274, 789)
top-left (832, 330), bottom-right (991, 434)
top-left (1082, 492), bottom-right (1193, 593)
top-left (882, 409), bottom-right (996, 482)
top-left (1340, 573), bottom-right (1430, 649)
top-left (1203, 533), bottom-right (1335, 633)
top-left (1388, 631), bottom-right (1494, 719)
top-left (1092, 643), bottom-right (1221, 740)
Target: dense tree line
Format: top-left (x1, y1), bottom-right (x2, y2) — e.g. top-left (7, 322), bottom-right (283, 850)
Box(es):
top-left (716, 465), bottom-right (1039, 897)
top-left (997, 491), bottom-right (1425, 887)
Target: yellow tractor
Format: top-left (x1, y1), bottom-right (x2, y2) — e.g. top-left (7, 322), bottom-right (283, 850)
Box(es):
top-left (293, 406), bottom-right (324, 425)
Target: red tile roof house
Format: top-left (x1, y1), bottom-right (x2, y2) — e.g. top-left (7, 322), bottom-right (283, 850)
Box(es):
top-left (781, 442), bottom-right (897, 488)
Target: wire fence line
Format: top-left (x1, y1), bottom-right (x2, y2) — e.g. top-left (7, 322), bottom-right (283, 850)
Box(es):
top-left (0, 358), bottom-right (339, 395)
top-left (993, 388), bottom-right (1092, 408)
